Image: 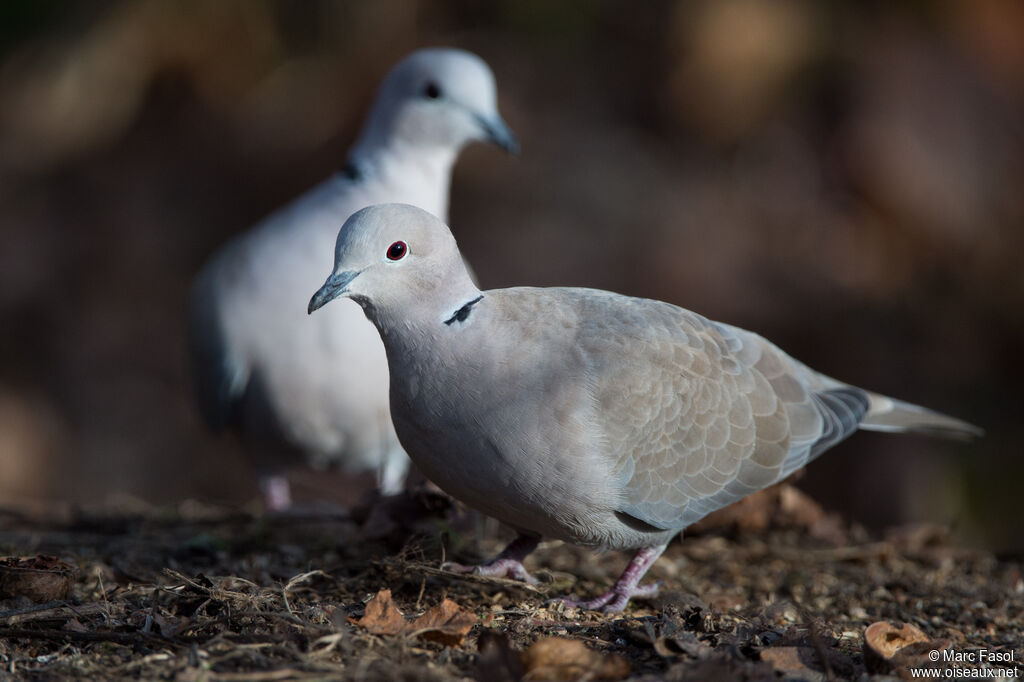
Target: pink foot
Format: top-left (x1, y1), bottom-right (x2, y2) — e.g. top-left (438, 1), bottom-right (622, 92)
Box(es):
top-left (551, 544), bottom-right (667, 613)
top-left (444, 557), bottom-right (539, 584)
top-left (442, 534), bottom-right (539, 585)
top-left (555, 581), bottom-right (661, 613)
top-left (260, 475), bottom-right (292, 512)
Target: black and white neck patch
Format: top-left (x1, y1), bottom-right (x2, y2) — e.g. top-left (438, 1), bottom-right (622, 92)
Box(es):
top-left (444, 295), bottom-right (484, 326)
top-left (340, 160), bottom-right (365, 182)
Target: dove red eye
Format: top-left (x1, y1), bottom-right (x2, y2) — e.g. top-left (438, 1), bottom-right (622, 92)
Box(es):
top-left (386, 241), bottom-right (408, 260)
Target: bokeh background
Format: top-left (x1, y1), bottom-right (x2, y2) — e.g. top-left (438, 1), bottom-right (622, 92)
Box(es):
top-left (1, 1), bottom-right (1021, 551)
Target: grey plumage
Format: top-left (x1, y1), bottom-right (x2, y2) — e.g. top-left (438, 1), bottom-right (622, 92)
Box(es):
top-left (308, 203), bottom-right (981, 611)
top-left (188, 49), bottom-right (516, 508)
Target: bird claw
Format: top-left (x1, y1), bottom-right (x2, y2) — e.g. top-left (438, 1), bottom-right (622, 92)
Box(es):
top-left (442, 558), bottom-right (539, 585)
top-left (549, 581), bottom-right (662, 614)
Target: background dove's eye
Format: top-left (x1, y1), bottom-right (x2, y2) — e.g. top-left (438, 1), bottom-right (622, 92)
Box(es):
top-left (423, 82), bottom-right (441, 99)
top-left (386, 240), bottom-right (408, 260)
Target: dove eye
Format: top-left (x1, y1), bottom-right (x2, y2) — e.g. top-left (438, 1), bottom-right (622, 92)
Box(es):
top-left (423, 82), bottom-right (441, 99)
top-left (386, 241), bottom-right (408, 261)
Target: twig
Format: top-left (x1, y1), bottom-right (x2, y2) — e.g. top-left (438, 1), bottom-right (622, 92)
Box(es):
top-left (97, 568), bottom-right (113, 625)
top-left (283, 570), bottom-right (332, 594)
top-left (0, 626), bottom-right (174, 648)
top-left (111, 651), bottom-right (176, 673)
top-left (415, 576), bottom-right (426, 611)
top-left (226, 610), bottom-right (328, 633)
top-left (163, 568), bottom-right (212, 593)
top-left (220, 575), bottom-right (260, 590)
top-left (308, 632), bottom-right (345, 659)
top-left (202, 669), bottom-right (336, 681)
top-left (0, 602), bottom-right (107, 625)
top-left (0, 601), bottom-right (67, 620)
top-left (281, 585), bottom-right (293, 617)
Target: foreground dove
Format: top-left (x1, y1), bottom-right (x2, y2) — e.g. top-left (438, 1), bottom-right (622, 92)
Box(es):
top-left (189, 49), bottom-right (517, 509)
top-left (308, 204), bottom-right (982, 612)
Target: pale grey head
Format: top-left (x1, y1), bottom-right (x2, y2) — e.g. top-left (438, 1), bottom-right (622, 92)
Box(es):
top-left (352, 48), bottom-right (518, 159)
top-left (308, 204), bottom-right (473, 319)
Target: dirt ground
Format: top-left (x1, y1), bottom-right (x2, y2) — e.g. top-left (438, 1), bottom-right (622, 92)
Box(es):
top-left (0, 485), bottom-right (1020, 681)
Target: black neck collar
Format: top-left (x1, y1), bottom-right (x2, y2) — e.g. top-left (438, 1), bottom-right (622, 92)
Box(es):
top-left (340, 159), bottom-right (365, 182)
top-left (444, 295), bottom-right (484, 326)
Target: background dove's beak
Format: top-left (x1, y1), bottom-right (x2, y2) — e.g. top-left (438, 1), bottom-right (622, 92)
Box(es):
top-left (476, 113), bottom-right (519, 155)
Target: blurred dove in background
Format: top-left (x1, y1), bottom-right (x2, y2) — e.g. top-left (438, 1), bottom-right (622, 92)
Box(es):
top-left (189, 49), bottom-right (518, 510)
top-left (309, 204), bottom-right (982, 612)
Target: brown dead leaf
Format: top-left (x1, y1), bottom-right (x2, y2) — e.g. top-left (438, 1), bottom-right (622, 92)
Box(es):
top-left (760, 646), bottom-right (824, 679)
top-left (350, 589), bottom-right (407, 636)
top-left (154, 612), bottom-right (190, 639)
top-left (864, 621), bottom-right (952, 675)
top-left (63, 618), bottom-right (90, 633)
top-left (521, 637), bottom-right (629, 681)
top-left (408, 597), bottom-right (478, 646)
top-left (864, 621), bottom-right (929, 659)
top-left (653, 631), bottom-right (714, 659)
top-left (0, 555), bottom-right (75, 602)
top-left (350, 589), bottom-right (478, 647)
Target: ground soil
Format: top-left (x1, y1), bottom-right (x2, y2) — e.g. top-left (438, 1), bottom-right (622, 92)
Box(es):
top-left (0, 486), bottom-right (1020, 681)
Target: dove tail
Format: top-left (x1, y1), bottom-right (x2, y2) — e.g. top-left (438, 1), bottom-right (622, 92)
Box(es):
top-left (859, 393), bottom-right (984, 440)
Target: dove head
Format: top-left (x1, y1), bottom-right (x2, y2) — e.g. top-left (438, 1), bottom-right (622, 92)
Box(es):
top-left (354, 48), bottom-right (518, 157)
top-left (309, 204), bottom-right (478, 326)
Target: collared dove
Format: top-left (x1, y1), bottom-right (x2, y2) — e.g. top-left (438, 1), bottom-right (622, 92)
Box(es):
top-left (189, 49), bottom-right (517, 510)
top-left (308, 203), bottom-right (982, 613)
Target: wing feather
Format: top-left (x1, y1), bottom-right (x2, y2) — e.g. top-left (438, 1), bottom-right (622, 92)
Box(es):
top-left (573, 293), bottom-right (866, 531)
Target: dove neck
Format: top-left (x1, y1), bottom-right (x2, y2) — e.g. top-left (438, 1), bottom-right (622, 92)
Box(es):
top-left (367, 269), bottom-right (481, 349)
top-left (347, 136), bottom-right (458, 219)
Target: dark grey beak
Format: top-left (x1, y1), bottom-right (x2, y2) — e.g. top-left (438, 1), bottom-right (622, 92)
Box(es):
top-left (476, 113), bottom-right (520, 156)
top-left (308, 270), bottom-right (361, 314)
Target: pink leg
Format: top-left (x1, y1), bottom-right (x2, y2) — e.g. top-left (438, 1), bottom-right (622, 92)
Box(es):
top-left (260, 475), bottom-right (292, 512)
top-left (554, 544), bottom-right (667, 613)
top-left (443, 534), bottom-right (540, 585)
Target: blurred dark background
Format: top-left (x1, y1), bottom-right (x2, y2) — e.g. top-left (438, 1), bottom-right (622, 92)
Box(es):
top-left (0, 1), bottom-right (1020, 551)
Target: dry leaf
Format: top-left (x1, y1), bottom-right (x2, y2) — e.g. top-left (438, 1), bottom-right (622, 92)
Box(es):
top-left (0, 555), bottom-right (75, 602)
top-left (409, 597), bottom-right (478, 646)
top-left (760, 646), bottom-right (823, 677)
top-left (864, 621), bottom-right (952, 675)
top-left (350, 589), bottom-right (478, 647)
top-left (351, 589), bottom-right (407, 636)
top-left (63, 618), bottom-right (90, 633)
top-left (651, 627), bottom-right (714, 659)
top-left (864, 621), bottom-right (929, 659)
top-left (521, 637), bottom-right (629, 681)
top-left (154, 612), bottom-right (190, 639)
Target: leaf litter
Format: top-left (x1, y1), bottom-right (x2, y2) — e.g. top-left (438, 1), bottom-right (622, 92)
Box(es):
top-left (0, 484), bottom-right (1019, 680)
